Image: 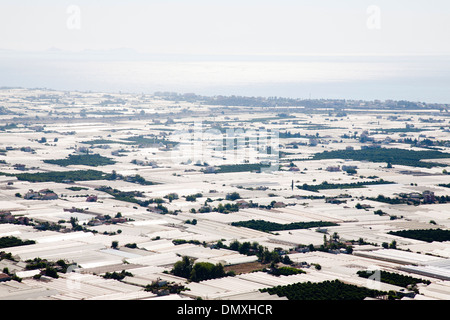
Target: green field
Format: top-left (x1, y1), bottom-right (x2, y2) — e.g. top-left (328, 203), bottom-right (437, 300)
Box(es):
top-left (0, 169), bottom-right (111, 183)
top-left (214, 163), bottom-right (272, 173)
top-left (44, 154), bottom-right (116, 167)
top-left (388, 229), bottom-right (450, 242)
top-left (260, 280), bottom-right (387, 300)
top-left (297, 179), bottom-right (394, 192)
top-left (231, 220), bottom-right (338, 233)
top-left (311, 148), bottom-right (450, 168)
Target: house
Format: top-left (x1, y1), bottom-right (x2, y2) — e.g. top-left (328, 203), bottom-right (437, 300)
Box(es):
top-left (41, 192), bottom-right (58, 200)
top-left (272, 202), bottom-right (286, 208)
top-left (24, 190), bottom-right (40, 200)
top-left (86, 195), bottom-right (98, 202)
top-left (326, 166), bottom-right (341, 172)
top-left (17, 216), bottom-right (30, 225)
top-left (111, 217), bottom-right (127, 223)
top-left (236, 200), bottom-right (249, 208)
top-left (0, 273), bottom-right (11, 282)
top-left (0, 211), bottom-right (15, 223)
top-left (77, 146), bottom-right (89, 153)
top-left (203, 166), bottom-right (217, 174)
top-left (20, 146), bottom-right (33, 153)
top-left (87, 219), bottom-right (102, 226)
top-left (422, 190), bottom-right (435, 203)
top-left (24, 189), bottom-right (58, 200)
top-left (408, 192), bottom-right (421, 201)
top-left (13, 164), bottom-right (26, 171)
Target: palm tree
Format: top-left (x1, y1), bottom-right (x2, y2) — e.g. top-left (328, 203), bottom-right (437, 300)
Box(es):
top-left (332, 232), bottom-right (340, 242)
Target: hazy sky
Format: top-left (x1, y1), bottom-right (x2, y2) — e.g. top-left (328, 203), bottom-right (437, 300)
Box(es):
top-left (1, 0), bottom-right (450, 56)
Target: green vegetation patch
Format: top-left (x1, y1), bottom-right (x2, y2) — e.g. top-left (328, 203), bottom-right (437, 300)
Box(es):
top-left (357, 270), bottom-right (431, 288)
top-left (270, 266), bottom-right (306, 276)
top-left (215, 163), bottom-right (272, 173)
top-left (260, 280), bottom-right (387, 300)
top-left (231, 220), bottom-right (338, 233)
top-left (0, 169), bottom-right (111, 183)
top-left (171, 256), bottom-right (231, 282)
top-left (44, 154), bottom-right (116, 167)
top-left (66, 186), bottom-right (89, 191)
top-left (311, 148), bottom-right (450, 168)
top-left (0, 236), bottom-right (36, 249)
top-left (297, 179), bottom-right (394, 192)
top-left (102, 270), bottom-right (133, 280)
top-left (124, 135), bottom-right (178, 146)
top-left (388, 229), bottom-right (450, 243)
top-left (373, 127), bottom-right (431, 133)
top-left (81, 139), bottom-right (135, 145)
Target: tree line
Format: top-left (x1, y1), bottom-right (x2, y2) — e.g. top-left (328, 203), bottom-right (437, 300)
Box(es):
top-left (260, 280), bottom-right (387, 300)
top-left (357, 270), bottom-right (430, 289)
top-left (388, 229), bottom-right (450, 243)
top-left (171, 256), bottom-right (233, 282)
top-left (231, 219), bottom-right (338, 233)
top-left (44, 153), bottom-right (116, 167)
top-left (311, 148), bottom-right (450, 168)
top-left (297, 179), bottom-right (393, 192)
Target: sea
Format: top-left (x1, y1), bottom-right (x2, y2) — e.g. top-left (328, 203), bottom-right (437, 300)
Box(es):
top-left (1, 50), bottom-right (449, 104)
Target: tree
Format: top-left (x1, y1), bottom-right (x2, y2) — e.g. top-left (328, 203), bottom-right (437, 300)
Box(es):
top-left (283, 255), bottom-right (293, 265)
top-left (70, 217), bottom-right (78, 228)
top-left (111, 241), bottom-right (119, 249)
top-left (225, 192), bottom-right (241, 201)
top-left (229, 240), bottom-right (240, 252)
top-left (110, 170), bottom-right (117, 180)
top-left (190, 262), bottom-right (225, 282)
top-left (172, 256), bottom-right (194, 279)
top-left (332, 232), bottom-right (340, 242)
top-left (389, 240), bottom-right (397, 249)
top-left (238, 241), bottom-right (251, 255)
top-left (45, 266), bottom-right (59, 279)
